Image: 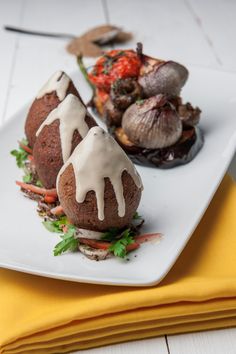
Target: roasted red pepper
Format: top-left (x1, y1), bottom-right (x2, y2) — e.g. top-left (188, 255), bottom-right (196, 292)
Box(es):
top-left (89, 50), bottom-right (141, 92)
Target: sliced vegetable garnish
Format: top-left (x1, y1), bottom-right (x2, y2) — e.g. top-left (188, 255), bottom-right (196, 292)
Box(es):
top-left (133, 211), bottom-right (142, 220)
top-left (109, 229), bottom-right (136, 258)
top-left (11, 138), bottom-right (31, 168)
top-left (53, 225), bottom-right (78, 256)
top-left (43, 195), bottom-right (57, 204)
top-left (23, 173), bottom-right (33, 183)
top-left (42, 215), bottom-right (145, 258)
top-left (43, 217), bottom-right (78, 256)
top-left (18, 140), bottom-right (33, 154)
top-left (101, 227), bottom-right (120, 242)
top-left (51, 205), bottom-right (64, 216)
top-left (79, 238), bottom-right (111, 250)
top-left (11, 138), bottom-right (42, 188)
top-left (11, 148), bottom-right (28, 168)
top-left (135, 233), bottom-right (162, 244)
top-left (42, 216), bottom-right (69, 233)
top-left (15, 181), bottom-right (57, 197)
top-left (35, 180), bottom-right (43, 187)
top-left (27, 154), bottom-right (34, 162)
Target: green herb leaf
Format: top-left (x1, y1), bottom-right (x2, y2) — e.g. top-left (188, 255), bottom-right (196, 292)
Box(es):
top-left (133, 211), bottom-right (142, 220)
top-left (36, 180), bottom-right (43, 187)
top-left (77, 56), bottom-right (95, 91)
top-left (21, 138), bottom-right (29, 146)
top-left (101, 227), bottom-right (120, 242)
top-left (42, 216), bottom-right (69, 234)
top-left (53, 225), bottom-right (78, 256)
top-left (11, 148), bottom-right (28, 168)
top-left (10, 138), bottom-right (30, 168)
top-left (54, 234), bottom-right (79, 256)
top-left (109, 229), bottom-right (135, 258)
top-left (43, 216), bottom-right (78, 256)
top-left (136, 99), bottom-right (144, 105)
top-left (102, 51), bottom-right (125, 75)
top-left (23, 173), bottom-right (33, 183)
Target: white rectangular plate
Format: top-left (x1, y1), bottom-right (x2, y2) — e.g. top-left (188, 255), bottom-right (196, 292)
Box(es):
top-left (0, 66), bottom-right (235, 286)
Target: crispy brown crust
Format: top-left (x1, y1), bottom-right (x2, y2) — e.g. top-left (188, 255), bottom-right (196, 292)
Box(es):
top-left (58, 165), bottom-right (141, 231)
top-left (33, 116), bottom-right (96, 189)
top-left (25, 80), bottom-right (81, 148)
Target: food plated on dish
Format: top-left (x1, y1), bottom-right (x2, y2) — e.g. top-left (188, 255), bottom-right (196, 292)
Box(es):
top-left (10, 45), bottom-right (205, 262)
top-left (80, 43), bottom-right (203, 168)
top-left (2, 62), bottom-right (236, 285)
top-left (12, 71), bottom-right (161, 261)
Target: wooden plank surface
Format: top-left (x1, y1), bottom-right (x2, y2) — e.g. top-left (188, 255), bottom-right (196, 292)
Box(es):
top-left (0, 0), bottom-right (236, 353)
top-left (0, 0), bottom-right (24, 121)
top-left (188, 0), bottom-right (236, 71)
top-left (74, 337), bottom-right (169, 354)
top-left (168, 328), bottom-right (236, 354)
top-left (106, 0), bottom-right (219, 67)
top-left (3, 0), bottom-right (106, 119)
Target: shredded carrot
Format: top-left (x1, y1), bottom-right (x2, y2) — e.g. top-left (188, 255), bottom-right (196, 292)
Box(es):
top-left (62, 225), bottom-right (68, 233)
top-left (18, 141), bottom-right (33, 154)
top-left (135, 233), bottom-right (162, 244)
top-left (79, 238), bottom-right (140, 253)
top-left (51, 205), bottom-right (64, 216)
top-left (78, 238), bottom-right (111, 250)
top-left (126, 242), bottom-right (140, 251)
top-left (15, 181), bottom-right (57, 197)
top-left (43, 195), bottom-right (57, 204)
top-left (27, 154), bottom-right (34, 162)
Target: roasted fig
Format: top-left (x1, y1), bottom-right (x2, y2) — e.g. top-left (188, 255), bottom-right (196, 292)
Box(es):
top-left (33, 94), bottom-right (97, 189)
top-left (25, 71), bottom-right (81, 147)
top-left (57, 127), bottom-right (143, 232)
top-left (122, 95), bottom-right (182, 149)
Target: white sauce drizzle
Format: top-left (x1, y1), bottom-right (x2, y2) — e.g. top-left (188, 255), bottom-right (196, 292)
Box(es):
top-left (36, 71), bottom-right (70, 101)
top-left (57, 127), bottom-right (143, 221)
top-left (36, 94), bottom-right (89, 163)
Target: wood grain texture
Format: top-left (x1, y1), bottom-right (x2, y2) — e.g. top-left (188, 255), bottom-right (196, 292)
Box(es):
top-left (4, 0), bottom-right (106, 119)
top-left (0, 0), bottom-right (24, 122)
top-left (106, 0), bottom-right (218, 66)
top-left (168, 328), bottom-right (236, 354)
top-left (73, 337), bottom-right (169, 354)
top-left (188, 0), bottom-right (236, 71)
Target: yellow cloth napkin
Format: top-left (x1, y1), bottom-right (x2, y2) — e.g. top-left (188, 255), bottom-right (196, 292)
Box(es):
top-left (0, 175), bottom-right (236, 354)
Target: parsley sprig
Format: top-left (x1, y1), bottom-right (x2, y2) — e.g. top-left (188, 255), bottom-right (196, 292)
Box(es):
top-left (136, 99), bottom-right (145, 105)
top-left (42, 217), bottom-right (79, 256)
top-left (11, 138), bottom-right (43, 186)
top-left (53, 224), bottom-right (78, 256)
top-left (109, 229), bottom-right (135, 258)
top-left (100, 213), bottom-right (143, 258)
top-left (43, 216), bottom-right (68, 233)
top-left (23, 172), bottom-right (33, 183)
top-left (11, 138), bottom-right (29, 168)
top-left (43, 212), bottom-right (143, 259)
top-left (133, 211), bottom-right (142, 220)
top-left (102, 51), bottom-right (125, 75)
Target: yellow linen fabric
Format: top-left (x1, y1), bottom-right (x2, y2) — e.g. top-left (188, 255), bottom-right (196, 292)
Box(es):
top-left (0, 175), bottom-right (236, 354)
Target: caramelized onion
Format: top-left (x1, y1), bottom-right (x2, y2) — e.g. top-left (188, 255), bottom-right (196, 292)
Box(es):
top-left (122, 95), bottom-right (182, 149)
top-left (138, 57), bottom-right (188, 97)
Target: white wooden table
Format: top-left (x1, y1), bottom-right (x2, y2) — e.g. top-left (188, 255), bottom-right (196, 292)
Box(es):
top-left (0, 1), bottom-right (235, 353)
